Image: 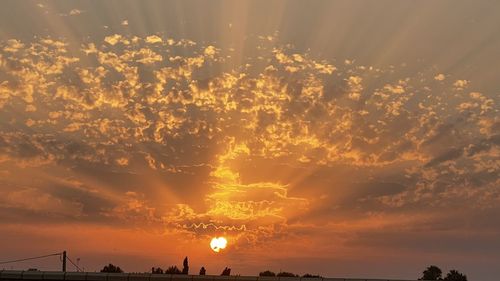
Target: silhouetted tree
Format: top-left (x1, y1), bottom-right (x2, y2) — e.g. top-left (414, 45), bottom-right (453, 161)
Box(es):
top-left (302, 274), bottom-right (321, 278)
top-left (259, 271), bottom-right (276, 277)
top-left (277, 272), bottom-right (298, 277)
top-left (420, 265), bottom-right (443, 280)
top-left (100, 264), bottom-right (123, 273)
top-left (152, 267), bottom-right (164, 274)
top-left (199, 267), bottom-right (206, 275)
top-left (221, 267), bottom-right (231, 276)
top-left (182, 257), bottom-right (189, 275)
top-left (165, 266), bottom-right (182, 274)
top-left (443, 270), bottom-right (467, 281)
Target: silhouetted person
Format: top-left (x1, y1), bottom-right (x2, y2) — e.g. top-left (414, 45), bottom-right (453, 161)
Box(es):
top-left (199, 267), bottom-right (206, 275)
top-left (420, 265), bottom-right (443, 280)
top-left (221, 267), bottom-right (231, 276)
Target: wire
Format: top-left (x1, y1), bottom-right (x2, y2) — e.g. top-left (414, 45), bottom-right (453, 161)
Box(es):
top-left (66, 256), bottom-right (83, 272)
top-left (0, 253), bottom-right (62, 265)
top-left (0, 251), bottom-right (85, 272)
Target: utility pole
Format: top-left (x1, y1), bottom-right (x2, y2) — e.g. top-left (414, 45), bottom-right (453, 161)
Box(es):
top-left (62, 251), bottom-right (67, 272)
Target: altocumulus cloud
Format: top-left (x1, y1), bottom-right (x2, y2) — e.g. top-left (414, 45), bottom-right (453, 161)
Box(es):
top-left (0, 34), bottom-right (499, 260)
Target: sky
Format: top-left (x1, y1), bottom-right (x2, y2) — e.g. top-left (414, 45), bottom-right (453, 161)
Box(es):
top-left (0, 1), bottom-right (499, 280)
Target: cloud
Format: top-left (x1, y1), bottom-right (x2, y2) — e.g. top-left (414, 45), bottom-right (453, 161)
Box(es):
top-left (69, 9), bottom-right (84, 16)
top-left (145, 35), bottom-right (162, 44)
top-left (434, 73), bottom-right (446, 81)
top-left (0, 187), bottom-right (83, 217)
top-left (104, 34), bottom-right (126, 45)
top-left (0, 34), bottom-right (498, 258)
top-left (453, 79), bottom-right (469, 90)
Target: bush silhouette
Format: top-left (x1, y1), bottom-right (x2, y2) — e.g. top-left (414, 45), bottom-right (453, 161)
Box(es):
top-left (277, 272), bottom-right (298, 277)
top-left (259, 271), bottom-right (276, 277)
top-left (100, 264), bottom-right (123, 273)
top-left (199, 267), bottom-right (206, 275)
top-left (165, 266), bottom-right (182, 274)
top-left (221, 267), bottom-right (231, 276)
top-left (152, 267), bottom-right (164, 274)
top-left (420, 265), bottom-right (443, 280)
top-left (302, 274), bottom-right (321, 278)
top-left (444, 270), bottom-right (467, 281)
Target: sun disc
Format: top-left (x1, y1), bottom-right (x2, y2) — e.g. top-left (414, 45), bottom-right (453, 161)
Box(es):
top-left (210, 237), bottom-right (228, 252)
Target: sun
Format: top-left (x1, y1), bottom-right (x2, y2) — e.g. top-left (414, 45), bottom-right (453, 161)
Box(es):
top-left (210, 237), bottom-right (228, 253)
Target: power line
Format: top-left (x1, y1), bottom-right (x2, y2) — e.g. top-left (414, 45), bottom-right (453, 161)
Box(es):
top-left (0, 251), bottom-right (85, 272)
top-left (0, 253), bottom-right (62, 265)
top-left (66, 256), bottom-right (83, 272)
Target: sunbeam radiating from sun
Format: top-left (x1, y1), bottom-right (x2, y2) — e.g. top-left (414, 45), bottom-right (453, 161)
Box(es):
top-left (0, 1), bottom-right (499, 280)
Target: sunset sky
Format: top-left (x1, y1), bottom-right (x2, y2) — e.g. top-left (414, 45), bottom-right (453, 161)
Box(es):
top-left (0, 1), bottom-right (499, 281)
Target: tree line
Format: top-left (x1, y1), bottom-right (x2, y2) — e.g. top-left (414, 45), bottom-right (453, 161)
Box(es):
top-left (101, 259), bottom-right (468, 281)
top-left (100, 257), bottom-right (320, 278)
top-left (258, 271), bottom-right (321, 278)
top-left (101, 257), bottom-right (230, 276)
top-left (419, 265), bottom-right (467, 281)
